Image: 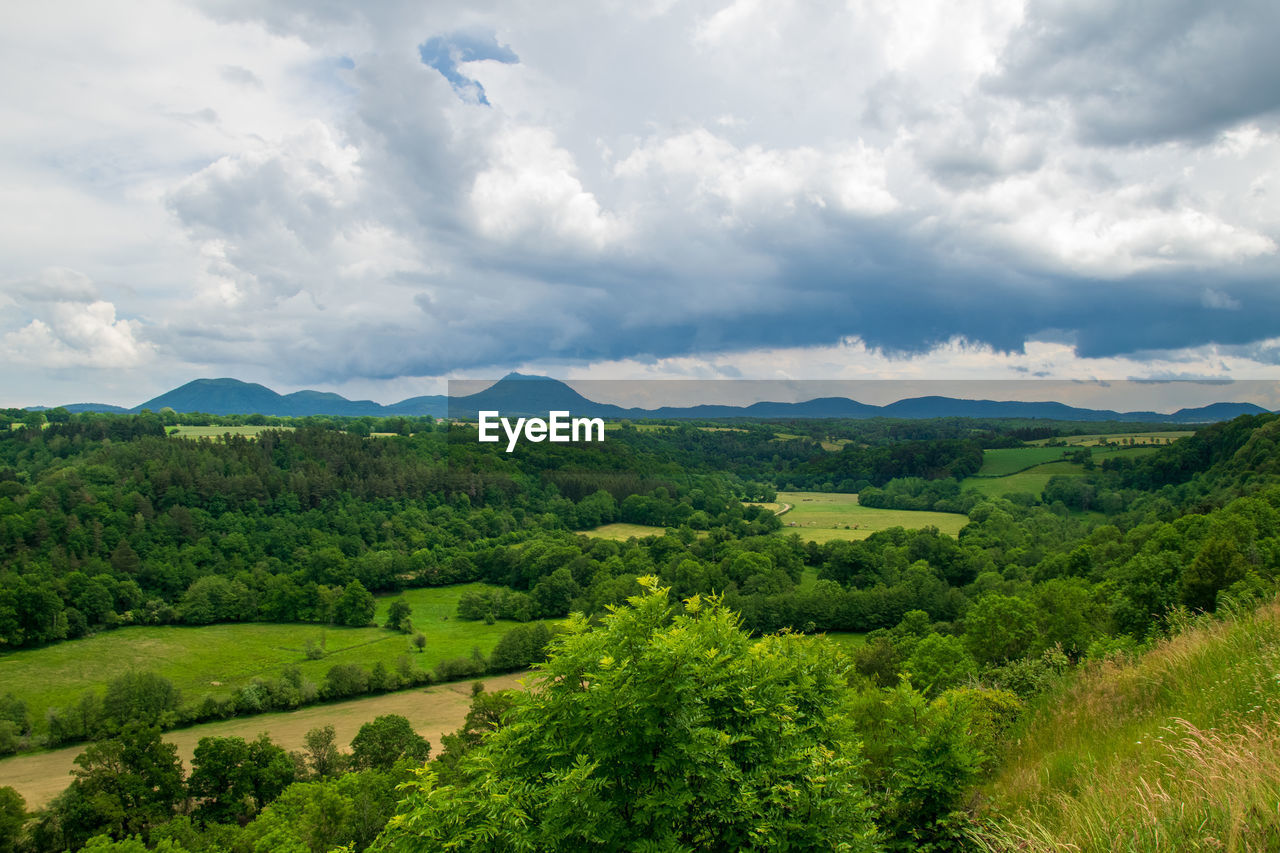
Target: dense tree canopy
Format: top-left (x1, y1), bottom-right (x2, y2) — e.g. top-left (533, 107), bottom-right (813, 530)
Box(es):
top-left (373, 579), bottom-right (881, 852)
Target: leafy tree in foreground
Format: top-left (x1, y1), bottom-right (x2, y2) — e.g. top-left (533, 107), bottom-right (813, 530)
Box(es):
top-left (372, 578), bottom-right (881, 852)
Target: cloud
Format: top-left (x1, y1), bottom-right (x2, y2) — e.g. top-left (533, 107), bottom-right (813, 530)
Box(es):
top-left (6, 268), bottom-right (100, 303)
top-left (2, 299), bottom-right (153, 369)
top-left (1202, 288), bottom-right (1242, 311)
top-left (989, 0), bottom-right (1280, 146)
top-left (2, 0), bottom-right (1279, 405)
top-left (220, 65), bottom-right (264, 89)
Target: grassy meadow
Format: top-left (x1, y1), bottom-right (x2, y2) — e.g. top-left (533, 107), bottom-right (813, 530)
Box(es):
top-left (775, 491), bottom-right (968, 543)
top-left (975, 447), bottom-right (1075, 476)
top-left (977, 597), bottom-right (1280, 851)
top-left (962, 445), bottom-right (1163, 500)
top-left (0, 584), bottom-right (529, 737)
top-left (581, 523), bottom-right (671, 540)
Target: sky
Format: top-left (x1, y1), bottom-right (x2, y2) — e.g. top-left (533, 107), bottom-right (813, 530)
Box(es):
top-left (1, 0), bottom-right (1279, 409)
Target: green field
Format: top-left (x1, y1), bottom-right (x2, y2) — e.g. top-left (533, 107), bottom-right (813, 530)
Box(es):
top-left (582, 523), bottom-right (670, 540)
top-left (168, 425), bottom-right (294, 438)
top-left (963, 461), bottom-right (1085, 498)
top-left (823, 632), bottom-right (867, 652)
top-left (976, 447), bottom-right (1074, 476)
top-left (775, 491), bottom-right (967, 543)
top-left (1027, 431), bottom-right (1192, 447)
top-left (965, 445), bottom-right (1162, 499)
top-left (0, 585), bottom-right (530, 735)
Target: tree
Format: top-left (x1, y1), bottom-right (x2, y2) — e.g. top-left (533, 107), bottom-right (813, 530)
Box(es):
top-left (384, 598), bottom-right (412, 632)
top-left (0, 787), bottom-right (24, 853)
top-left (530, 567), bottom-right (581, 618)
top-left (412, 633), bottom-right (427, 653)
top-left (1181, 537), bottom-right (1249, 612)
top-left (188, 734), bottom-right (295, 825)
top-left (350, 715), bottom-right (430, 770)
top-left (371, 579), bottom-right (880, 852)
top-left (906, 633), bottom-right (976, 697)
top-left (332, 581), bottom-right (376, 627)
top-left (964, 594), bottom-right (1039, 665)
top-left (303, 725), bottom-right (343, 779)
top-left (59, 723), bottom-right (184, 842)
top-left (486, 622), bottom-right (552, 672)
top-left (101, 671), bottom-right (180, 730)
top-left (433, 685), bottom-right (517, 784)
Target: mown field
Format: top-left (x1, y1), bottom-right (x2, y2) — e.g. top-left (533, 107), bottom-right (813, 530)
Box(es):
top-left (1026, 431), bottom-right (1193, 447)
top-left (167, 425), bottom-right (294, 438)
top-left (0, 671), bottom-right (529, 809)
top-left (775, 491), bottom-right (968, 543)
top-left (582, 523), bottom-right (670, 540)
top-left (0, 585), bottom-right (528, 736)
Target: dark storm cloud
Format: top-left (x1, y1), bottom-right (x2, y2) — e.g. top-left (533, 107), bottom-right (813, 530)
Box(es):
top-left (8, 0), bottom-right (1277, 407)
top-left (990, 0), bottom-right (1280, 146)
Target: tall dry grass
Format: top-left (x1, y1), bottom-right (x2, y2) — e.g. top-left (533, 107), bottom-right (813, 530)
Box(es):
top-left (974, 597), bottom-right (1280, 851)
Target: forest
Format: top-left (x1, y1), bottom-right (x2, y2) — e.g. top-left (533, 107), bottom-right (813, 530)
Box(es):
top-left (0, 407), bottom-right (1278, 850)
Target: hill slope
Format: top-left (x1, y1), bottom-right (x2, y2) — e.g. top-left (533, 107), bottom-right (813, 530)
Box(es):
top-left (976, 596), bottom-right (1280, 851)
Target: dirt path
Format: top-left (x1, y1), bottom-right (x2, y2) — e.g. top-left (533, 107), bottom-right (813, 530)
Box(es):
top-left (0, 672), bottom-right (529, 809)
top-left (774, 502), bottom-right (793, 516)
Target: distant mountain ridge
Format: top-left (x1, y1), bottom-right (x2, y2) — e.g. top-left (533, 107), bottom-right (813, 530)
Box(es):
top-left (31, 374), bottom-right (1274, 424)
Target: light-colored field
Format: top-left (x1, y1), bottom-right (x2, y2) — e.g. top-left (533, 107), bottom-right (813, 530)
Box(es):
top-left (1026, 431), bottom-right (1192, 447)
top-left (773, 492), bottom-right (967, 542)
top-left (0, 585), bottom-right (529, 735)
top-left (0, 671), bottom-right (529, 809)
top-left (581, 523), bottom-right (670, 540)
top-left (168, 425), bottom-right (293, 438)
top-left (773, 433), bottom-right (851, 451)
top-left (601, 423), bottom-right (674, 433)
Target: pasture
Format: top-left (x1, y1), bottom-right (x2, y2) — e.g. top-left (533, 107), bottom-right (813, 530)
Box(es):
top-left (0, 671), bottom-right (529, 809)
top-left (976, 446), bottom-right (1072, 476)
top-left (964, 445), bottom-right (1163, 499)
top-left (0, 584), bottom-right (528, 737)
top-left (168, 424), bottom-right (293, 438)
top-left (774, 491), bottom-right (967, 543)
top-left (582, 523), bottom-right (671, 540)
top-left (1026, 431), bottom-right (1192, 447)
top-left (963, 461), bottom-right (1085, 498)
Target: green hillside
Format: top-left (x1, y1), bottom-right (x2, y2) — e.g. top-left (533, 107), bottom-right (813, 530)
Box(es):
top-left (975, 596), bottom-right (1280, 851)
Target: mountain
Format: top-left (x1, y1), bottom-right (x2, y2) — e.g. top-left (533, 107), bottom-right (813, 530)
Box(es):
top-left (447, 373), bottom-right (629, 418)
top-left (36, 375), bottom-right (1275, 423)
top-left (1170, 401), bottom-right (1271, 422)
